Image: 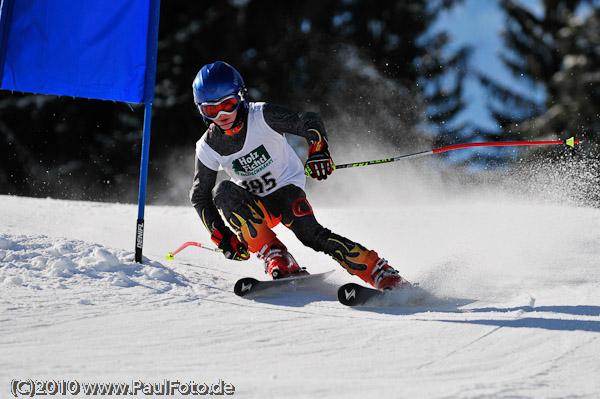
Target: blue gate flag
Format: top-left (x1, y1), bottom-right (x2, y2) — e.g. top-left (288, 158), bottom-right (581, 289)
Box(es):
top-left (0, 0), bottom-right (150, 103)
top-left (0, 0), bottom-right (161, 263)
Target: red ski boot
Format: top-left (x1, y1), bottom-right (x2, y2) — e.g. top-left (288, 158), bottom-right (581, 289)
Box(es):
top-left (257, 238), bottom-right (308, 279)
top-left (369, 257), bottom-right (410, 290)
top-left (324, 235), bottom-right (410, 290)
top-left (330, 243), bottom-right (410, 290)
top-left (343, 248), bottom-right (409, 290)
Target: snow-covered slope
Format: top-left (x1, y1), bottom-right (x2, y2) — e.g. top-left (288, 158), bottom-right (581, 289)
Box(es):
top-left (2, 177), bottom-right (600, 398)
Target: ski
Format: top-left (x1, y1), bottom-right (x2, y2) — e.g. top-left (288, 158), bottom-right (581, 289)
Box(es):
top-left (337, 283), bottom-right (382, 306)
top-left (234, 270), bottom-right (334, 297)
top-left (337, 282), bottom-right (428, 307)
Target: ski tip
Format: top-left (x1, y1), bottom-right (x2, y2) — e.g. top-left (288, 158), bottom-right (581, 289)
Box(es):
top-left (337, 281), bottom-right (427, 307)
top-left (166, 252), bottom-right (174, 261)
top-left (234, 277), bottom-right (259, 297)
top-left (337, 283), bottom-right (376, 307)
top-left (337, 283), bottom-right (356, 306)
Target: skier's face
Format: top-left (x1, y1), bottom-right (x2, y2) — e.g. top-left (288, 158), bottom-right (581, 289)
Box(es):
top-left (213, 110), bottom-right (237, 130)
top-left (198, 93), bottom-right (242, 131)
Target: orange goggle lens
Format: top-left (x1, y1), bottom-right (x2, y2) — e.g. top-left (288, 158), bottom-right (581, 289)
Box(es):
top-left (199, 96), bottom-right (240, 119)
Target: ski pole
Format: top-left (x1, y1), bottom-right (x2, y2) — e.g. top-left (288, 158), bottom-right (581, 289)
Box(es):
top-left (332, 137), bottom-right (581, 171)
top-left (166, 241), bottom-right (222, 261)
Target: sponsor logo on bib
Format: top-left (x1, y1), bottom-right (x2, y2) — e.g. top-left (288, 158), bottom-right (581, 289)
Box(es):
top-left (232, 145), bottom-right (273, 176)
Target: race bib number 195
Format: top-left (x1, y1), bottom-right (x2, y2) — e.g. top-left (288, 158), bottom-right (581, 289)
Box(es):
top-left (241, 172), bottom-right (277, 194)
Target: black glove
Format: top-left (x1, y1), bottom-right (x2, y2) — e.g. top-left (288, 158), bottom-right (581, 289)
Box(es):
top-left (211, 229), bottom-right (250, 261)
top-left (304, 140), bottom-right (333, 180)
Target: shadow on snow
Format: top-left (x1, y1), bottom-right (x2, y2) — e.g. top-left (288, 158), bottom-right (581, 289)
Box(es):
top-left (432, 317), bottom-right (600, 333)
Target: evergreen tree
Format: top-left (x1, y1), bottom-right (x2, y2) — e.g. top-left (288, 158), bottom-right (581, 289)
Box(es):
top-left (154, 0), bottom-right (469, 152)
top-left (1, 0), bottom-right (469, 202)
top-left (480, 0), bottom-right (600, 155)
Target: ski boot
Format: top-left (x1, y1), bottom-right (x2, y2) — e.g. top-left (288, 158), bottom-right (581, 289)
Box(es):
top-left (326, 237), bottom-right (410, 290)
top-left (257, 238), bottom-right (308, 279)
top-left (368, 257), bottom-right (410, 290)
top-left (342, 248), bottom-right (409, 290)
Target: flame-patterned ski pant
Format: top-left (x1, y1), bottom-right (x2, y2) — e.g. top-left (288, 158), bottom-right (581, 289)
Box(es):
top-left (213, 181), bottom-right (383, 278)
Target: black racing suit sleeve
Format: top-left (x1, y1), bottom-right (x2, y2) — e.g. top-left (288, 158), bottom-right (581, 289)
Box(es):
top-left (263, 103), bottom-right (328, 143)
top-left (189, 156), bottom-right (231, 236)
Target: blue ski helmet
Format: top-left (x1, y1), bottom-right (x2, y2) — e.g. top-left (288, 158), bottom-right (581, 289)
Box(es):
top-left (192, 61), bottom-right (246, 106)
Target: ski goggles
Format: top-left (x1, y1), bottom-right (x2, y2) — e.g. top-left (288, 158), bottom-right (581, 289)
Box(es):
top-left (197, 94), bottom-right (241, 120)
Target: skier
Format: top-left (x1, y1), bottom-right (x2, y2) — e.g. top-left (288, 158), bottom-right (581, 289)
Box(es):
top-left (190, 61), bottom-right (409, 290)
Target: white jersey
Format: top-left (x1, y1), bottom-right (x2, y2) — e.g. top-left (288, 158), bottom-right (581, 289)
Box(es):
top-left (196, 102), bottom-right (306, 196)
